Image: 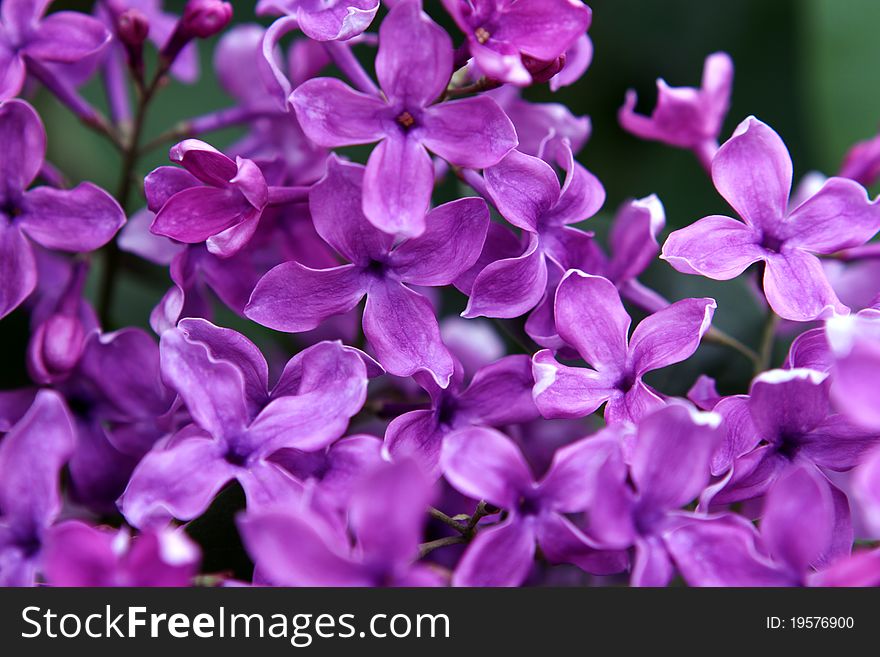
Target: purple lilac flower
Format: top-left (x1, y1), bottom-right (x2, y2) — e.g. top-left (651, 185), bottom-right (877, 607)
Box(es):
top-left (43, 521), bottom-right (200, 587)
top-left (119, 319), bottom-right (370, 528)
top-left (573, 404), bottom-right (725, 586)
top-left (246, 156), bottom-right (489, 386)
top-left (440, 425), bottom-right (628, 586)
top-left (662, 117), bottom-right (880, 321)
top-left (290, 0), bottom-right (516, 236)
top-left (239, 460), bottom-right (443, 586)
top-left (146, 139), bottom-right (310, 257)
top-left (0, 0), bottom-right (111, 99)
top-left (0, 99), bottom-right (124, 318)
top-left (708, 369), bottom-right (877, 549)
top-left (0, 390), bottom-right (76, 586)
top-left (667, 465), bottom-right (844, 586)
top-left (257, 0), bottom-right (379, 42)
top-left (619, 52), bottom-right (732, 168)
top-left (442, 0), bottom-right (592, 87)
top-left (462, 142), bottom-right (604, 326)
top-left (385, 355), bottom-right (539, 478)
top-left (533, 270), bottom-right (715, 424)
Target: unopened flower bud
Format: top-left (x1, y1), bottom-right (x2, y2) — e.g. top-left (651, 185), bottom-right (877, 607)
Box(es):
top-left (181, 0), bottom-right (233, 39)
top-left (522, 54), bottom-right (566, 85)
top-left (117, 8), bottom-right (149, 47)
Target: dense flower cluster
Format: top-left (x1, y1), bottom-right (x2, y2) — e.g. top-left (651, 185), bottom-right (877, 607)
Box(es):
top-left (2, 0), bottom-right (880, 588)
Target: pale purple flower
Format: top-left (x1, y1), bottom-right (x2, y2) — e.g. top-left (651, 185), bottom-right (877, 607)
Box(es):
top-left (119, 319), bottom-right (371, 528)
top-left (239, 460), bottom-right (443, 586)
top-left (0, 0), bottom-right (111, 99)
top-left (440, 425), bottom-right (628, 586)
top-left (442, 0), bottom-right (592, 87)
top-left (0, 390), bottom-right (76, 586)
top-left (257, 0), bottom-right (379, 42)
top-left (246, 156), bottom-right (489, 387)
top-left (662, 117), bottom-right (880, 321)
top-left (385, 355), bottom-right (539, 478)
top-left (0, 99), bottom-right (125, 319)
top-left (619, 52), bottom-right (732, 168)
top-left (533, 270), bottom-right (715, 424)
top-left (43, 521), bottom-right (200, 587)
top-left (290, 0), bottom-right (517, 236)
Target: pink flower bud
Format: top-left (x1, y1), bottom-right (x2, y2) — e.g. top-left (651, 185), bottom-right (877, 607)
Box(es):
top-left (522, 54), bottom-right (567, 85)
top-left (182, 0), bottom-right (233, 39)
top-left (117, 8), bottom-right (149, 48)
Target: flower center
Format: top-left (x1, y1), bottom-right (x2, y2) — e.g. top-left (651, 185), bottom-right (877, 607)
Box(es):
top-left (615, 372), bottom-right (636, 393)
top-left (475, 27), bottom-right (491, 44)
top-left (760, 233), bottom-right (784, 253)
top-left (396, 111), bottom-right (416, 129)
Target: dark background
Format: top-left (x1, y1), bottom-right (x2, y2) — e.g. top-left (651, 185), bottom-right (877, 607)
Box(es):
top-left (5, 0), bottom-right (880, 396)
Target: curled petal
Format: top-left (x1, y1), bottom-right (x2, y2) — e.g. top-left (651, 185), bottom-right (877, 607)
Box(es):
top-left (0, 222), bottom-right (36, 319)
top-left (628, 297), bottom-right (715, 374)
top-left (0, 99), bottom-right (45, 197)
top-left (532, 349), bottom-right (615, 419)
top-left (763, 250), bottom-right (848, 321)
top-left (485, 149), bottom-right (560, 232)
top-left (661, 215), bottom-right (764, 280)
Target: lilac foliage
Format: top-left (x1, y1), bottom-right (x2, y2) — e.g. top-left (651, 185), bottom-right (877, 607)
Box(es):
top-left (2, 0), bottom-right (880, 589)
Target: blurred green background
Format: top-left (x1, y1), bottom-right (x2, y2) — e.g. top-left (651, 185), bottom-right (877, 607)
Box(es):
top-left (4, 0), bottom-right (880, 398)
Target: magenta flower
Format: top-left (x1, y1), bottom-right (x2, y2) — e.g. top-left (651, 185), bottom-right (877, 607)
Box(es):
top-left (0, 391), bottom-right (75, 586)
top-left (0, 100), bottom-right (125, 318)
top-left (440, 426), bottom-right (628, 586)
top-left (442, 0), bottom-right (592, 86)
top-left (246, 156), bottom-right (489, 387)
top-left (119, 319), bottom-right (371, 528)
top-left (384, 355), bottom-right (539, 478)
top-left (239, 460), bottom-right (443, 587)
top-left (619, 52), bottom-right (732, 167)
top-left (533, 271), bottom-right (715, 424)
top-left (462, 142), bottom-right (605, 321)
top-left (43, 521), bottom-right (200, 587)
top-left (290, 0), bottom-right (516, 236)
top-left (662, 117), bottom-right (880, 321)
top-left (257, 0), bottom-right (379, 42)
top-left (0, 0), bottom-right (111, 99)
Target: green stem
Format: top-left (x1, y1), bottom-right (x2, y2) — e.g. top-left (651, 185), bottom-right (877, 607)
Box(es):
top-left (756, 307), bottom-right (780, 376)
top-left (702, 326), bottom-right (760, 368)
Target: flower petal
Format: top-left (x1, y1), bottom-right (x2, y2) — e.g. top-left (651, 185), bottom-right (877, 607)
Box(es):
top-left (440, 426), bottom-right (533, 508)
top-left (711, 117), bottom-right (792, 229)
top-left (419, 97), bottom-right (517, 168)
top-left (388, 197), bottom-right (489, 286)
top-left (0, 222), bottom-right (35, 319)
top-left (458, 354), bottom-right (539, 425)
top-left (452, 518), bottom-right (535, 587)
top-left (245, 262), bottom-right (366, 332)
top-left (485, 149), bottom-right (560, 232)
top-left (19, 183), bottom-right (124, 251)
top-left (362, 281), bottom-right (453, 386)
top-left (748, 368), bottom-right (829, 444)
top-left (375, 0), bottom-right (451, 107)
top-left (763, 249), bottom-right (848, 321)
top-left (554, 270), bottom-right (629, 371)
top-left (26, 11), bottom-right (110, 63)
top-left (531, 349), bottom-right (616, 419)
top-left (462, 235), bottom-right (548, 319)
top-left (363, 133), bottom-right (434, 237)
top-left (784, 177), bottom-right (880, 253)
top-left (0, 99), bottom-right (45, 197)
top-left (383, 409), bottom-right (445, 479)
top-left (661, 214), bottom-right (764, 280)
top-left (628, 297), bottom-right (715, 374)
top-left (290, 78), bottom-right (389, 147)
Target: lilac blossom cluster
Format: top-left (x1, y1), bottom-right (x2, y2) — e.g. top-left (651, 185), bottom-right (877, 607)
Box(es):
top-left (2, 0), bottom-right (880, 588)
